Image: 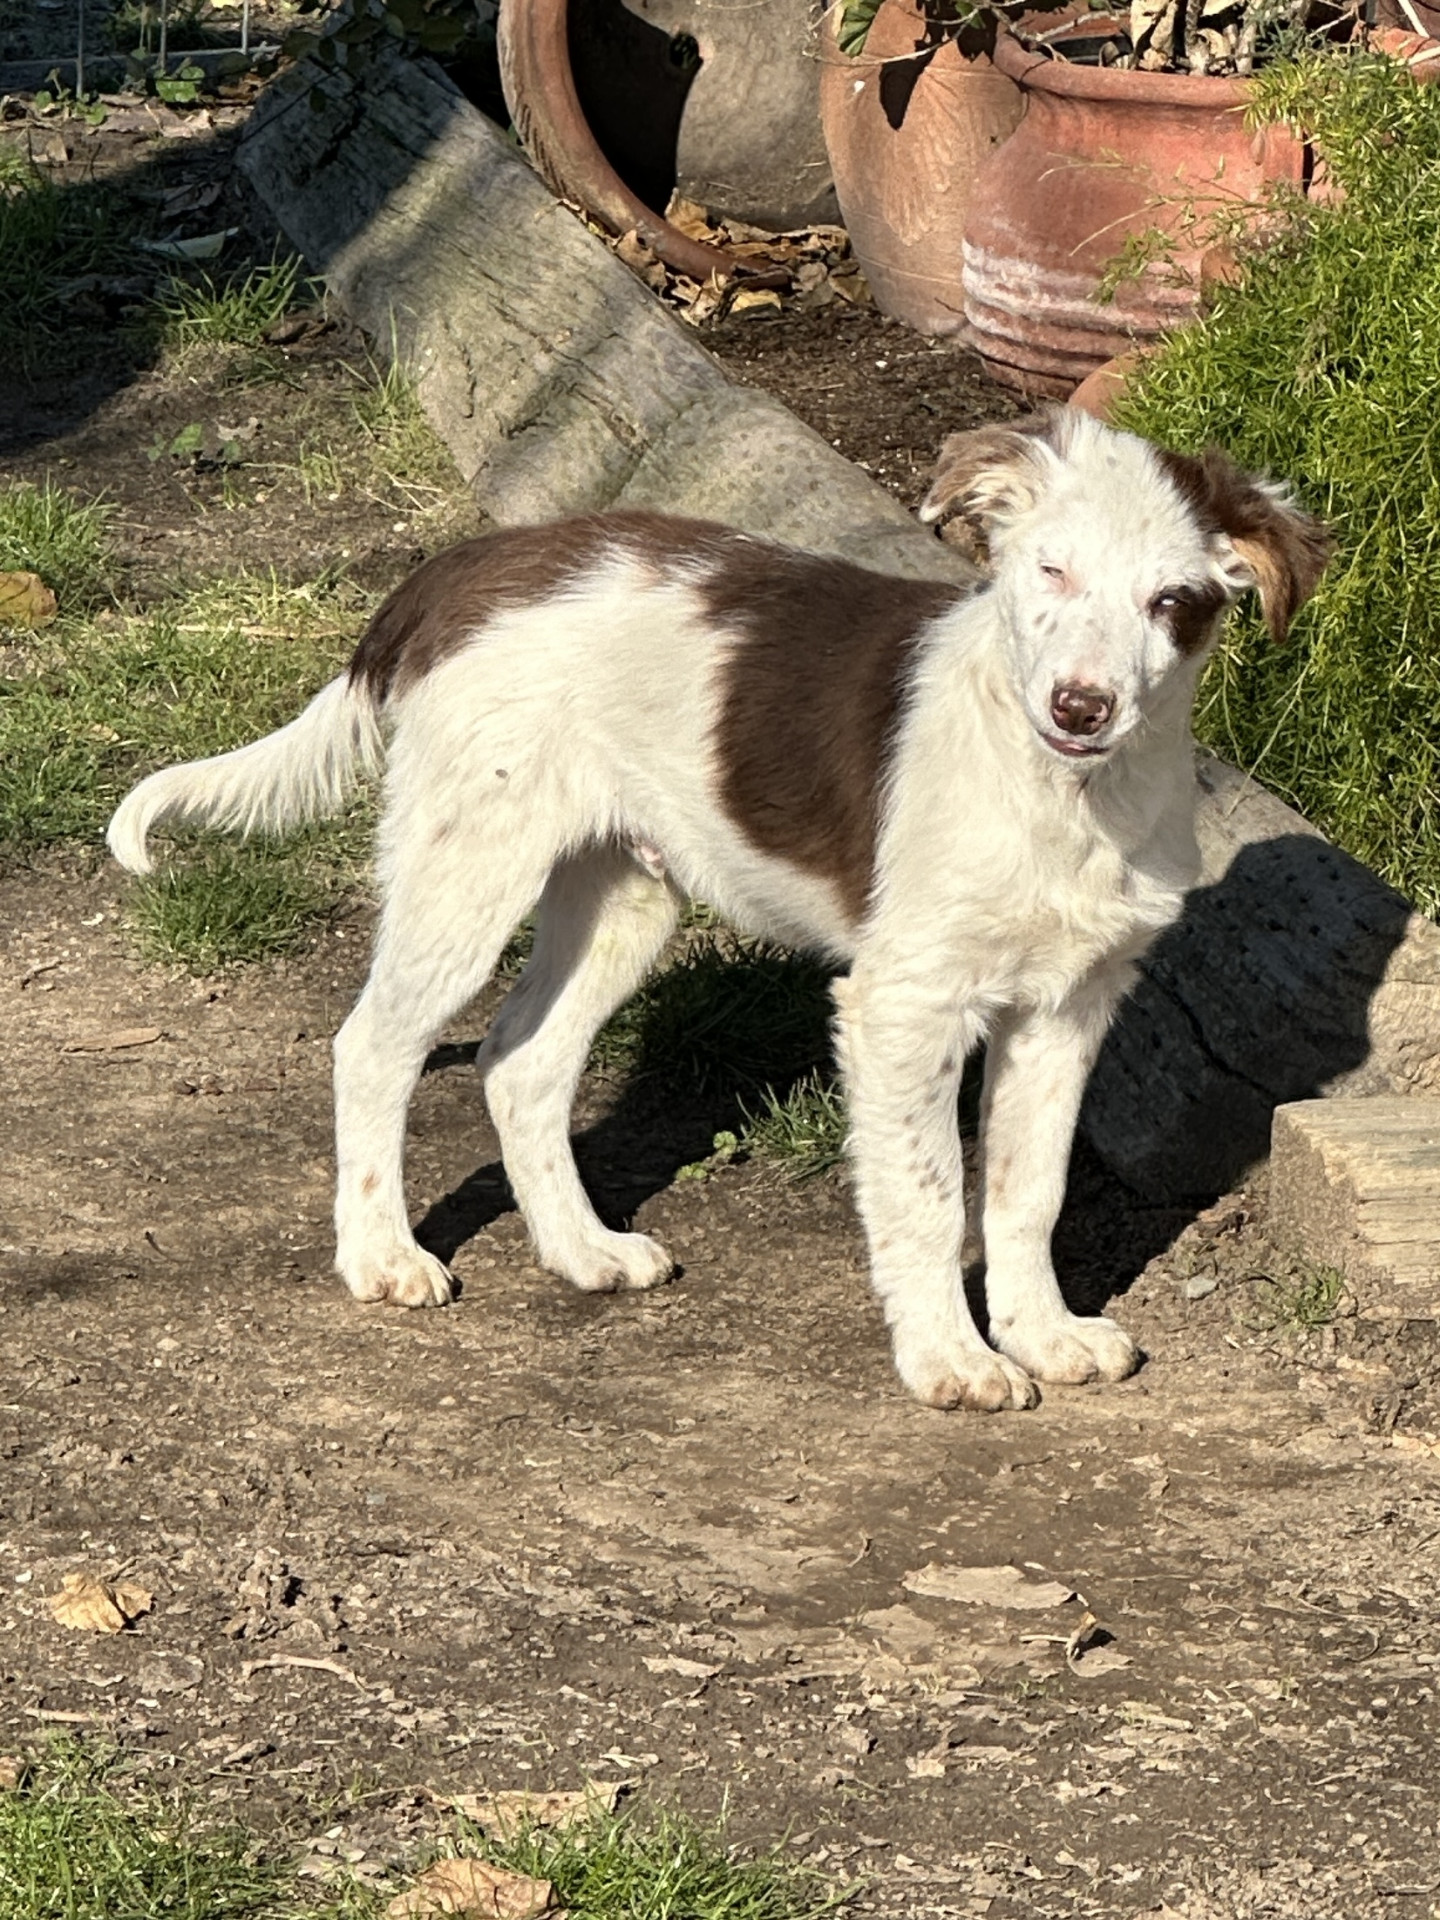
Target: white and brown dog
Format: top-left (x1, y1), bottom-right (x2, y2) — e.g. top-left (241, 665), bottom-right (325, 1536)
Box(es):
top-left (108, 411), bottom-right (1327, 1411)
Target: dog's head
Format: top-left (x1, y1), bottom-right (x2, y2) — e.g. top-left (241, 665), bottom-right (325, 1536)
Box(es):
top-left (919, 410), bottom-right (1330, 764)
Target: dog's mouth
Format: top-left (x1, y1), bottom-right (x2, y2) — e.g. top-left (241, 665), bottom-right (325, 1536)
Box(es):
top-left (1037, 729), bottom-right (1112, 760)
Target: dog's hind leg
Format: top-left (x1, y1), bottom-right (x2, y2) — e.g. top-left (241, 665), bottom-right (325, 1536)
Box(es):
top-left (479, 843), bottom-right (681, 1292)
top-left (977, 969), bottom-right (1140, 1385)
top-left (332, 827), bottom-right (557, 1309)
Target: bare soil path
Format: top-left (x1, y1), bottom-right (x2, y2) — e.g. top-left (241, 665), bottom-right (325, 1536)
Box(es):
top-left (2, 90), bottom-right (1439, 1920)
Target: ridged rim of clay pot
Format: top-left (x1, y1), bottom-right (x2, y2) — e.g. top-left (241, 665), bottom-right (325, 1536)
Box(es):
top-left (992, 25), bottom-right (1252, 105)
top-left (497, 0), bottom-right (784, 286)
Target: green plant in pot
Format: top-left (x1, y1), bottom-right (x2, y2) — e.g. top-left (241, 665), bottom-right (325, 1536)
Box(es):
top-left (823, 0), bottom-right (1358, 393)
top-left (1114, 48), bottom-right (1440, 916)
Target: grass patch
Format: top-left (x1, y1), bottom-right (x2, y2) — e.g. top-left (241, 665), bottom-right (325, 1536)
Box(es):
top-left (0, 1741), bottom-right (841, 1920)
top-left (594, 933), bottom-right (833, 1097)
top-left (0, 523), bottom-right (370, 968)
top-left (455, 1800), bottom-right (841, 1920)
top-left (156, 255), bottom-right (312, 350)
top-left (586, 930), bottom-right (856, 1182)
top-left (275, 352), bottom-right (463, 520)
top-left (0, 572), bottom-right (360, 848)
top-left (0, 1739), bottom-right (372, 1919)
top-left (127, 833), bottom-right (359, 972)
top-left (740, 1070), bottom-right (849, 1182)
top-left (349, 354), bottom-right (459, 512)
top-left (0, 481), bottom-right (114, 614)
top-left (1244, 1263), bottom-right (1348, 1335)
top-left (0, 164), bottom-right (136, 371)
top-left (1114, 50), bottom-right (1440, 914)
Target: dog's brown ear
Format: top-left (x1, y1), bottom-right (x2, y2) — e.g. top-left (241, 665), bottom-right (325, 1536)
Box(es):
top-left (919, 413), bottom-right (1064, 550)
top-left (1158, 446), bottom-right (1331, 643)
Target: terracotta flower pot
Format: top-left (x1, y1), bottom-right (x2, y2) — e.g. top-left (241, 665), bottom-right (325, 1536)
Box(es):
top-left (1370, 22), bottom-right (1440, 74)
top-left (961, 29), bottom-right (1306, 396)
top-left (1375, 0), bottom-right (1440, 39)
top-left (818, 0), bottom-right (1025, 336)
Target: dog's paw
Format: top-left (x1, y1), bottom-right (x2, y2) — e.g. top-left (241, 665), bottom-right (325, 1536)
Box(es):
top-left (341, 1245), bottom-right (454, 1309)
top-left (895, 1336), bottom-right (1039, 1413)
top-left (992, 1312), bottom-right (1139, 1385)
top-left (553, 1230), bottom-right (674, 1294)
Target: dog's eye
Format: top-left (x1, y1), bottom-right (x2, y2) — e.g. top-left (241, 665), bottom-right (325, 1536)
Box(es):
top-left (1150, 588), bottom-right (1187, 617)
top-left (1040, 563), bottom-right (1065, 583)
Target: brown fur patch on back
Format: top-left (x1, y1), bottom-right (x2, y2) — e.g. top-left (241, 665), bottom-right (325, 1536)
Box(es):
top-left (348, 512), bottom-right (710, 703)
top-left (707, 551), bottom-right (968, 926)
top-left (1156, 447), bottom-right (1331, 642)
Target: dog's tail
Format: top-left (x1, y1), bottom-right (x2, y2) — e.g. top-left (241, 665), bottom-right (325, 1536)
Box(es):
top-left (106, 674), bottom-right (383, 876)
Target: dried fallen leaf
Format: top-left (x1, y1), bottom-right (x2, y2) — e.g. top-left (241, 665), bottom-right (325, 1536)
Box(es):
top-left (729, 287), bottom-right (782, 317)
top-left (828, 264), bottom-right (872, 305)
top-left (614, 228), bottom-right (667, 291)
top-left (49, 1572), bottom-right (153, 1634)
top-left (61, 1027), bottom-right (163, 1053)
top-left (1063, 1608), bottom-right (1132, 1676)
top-left (0, 570), bottom-right (57, 630)
top-left (666, 194), bottom-right (718, 242)
top-left (642, 1654), bottom-right (719, 1680)
top-left (903, 1564), bottom-right (1074, 1610)
top-left (450, 1783), bottom-right (620, 1836)
top-left (385, 1858), bottom-right (556, 1919)
top-left (136, 225), bottom-right (238, 261)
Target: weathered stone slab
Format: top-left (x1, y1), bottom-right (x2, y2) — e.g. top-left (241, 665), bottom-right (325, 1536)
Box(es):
top-left (1270, 1098), bottom-right (1440, 1318)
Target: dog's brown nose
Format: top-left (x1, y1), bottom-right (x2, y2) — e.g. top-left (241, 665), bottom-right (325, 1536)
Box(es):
top-left (1050, 684), bottom-right (1114, 736)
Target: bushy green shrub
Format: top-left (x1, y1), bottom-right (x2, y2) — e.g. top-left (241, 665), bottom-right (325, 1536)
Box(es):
top-left (1116, 51), bottom-right (1440, 914)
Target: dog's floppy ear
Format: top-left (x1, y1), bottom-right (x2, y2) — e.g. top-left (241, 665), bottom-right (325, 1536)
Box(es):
top-left (1157, 446), bottom-right (1331, 643)
top-left (919, 413), bottom-right (1064, 551)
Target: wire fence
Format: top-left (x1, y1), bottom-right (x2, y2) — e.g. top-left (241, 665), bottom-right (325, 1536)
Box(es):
top-left (0, 0), bottom-right (292, 94)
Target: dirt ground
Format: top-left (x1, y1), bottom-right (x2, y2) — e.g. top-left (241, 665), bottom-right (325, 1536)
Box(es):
top-left (3, 88), bottom-right (1440, 1920)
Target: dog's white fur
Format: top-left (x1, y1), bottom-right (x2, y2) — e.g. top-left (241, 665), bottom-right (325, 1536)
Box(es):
top-left (107, 411), bottom-right (1325, 1412)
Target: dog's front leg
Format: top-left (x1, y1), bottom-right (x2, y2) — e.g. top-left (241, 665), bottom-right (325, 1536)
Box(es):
top-left (978, 971), bottom-right (1140, 1385)
top-left (834, 971), bottom-right (1037, 1412)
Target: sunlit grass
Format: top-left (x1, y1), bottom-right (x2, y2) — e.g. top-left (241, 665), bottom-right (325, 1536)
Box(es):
top-left (0, 572), bottom-right (362, 848)
top-left (0, 1739), bottom-right (375, 1919)
top-left (0, 480), bottom-right (115, 615)
top-left (155, 254), bottom-right (313, 349)
top-left (451, 1797), bottom-right (844, 1920)
top-left (0, 1740), bottom-right (844, 1920)
top-left (740, 1070), bottom-right (849, 1182)
top-left (0, 483), bottom-right (370, 969)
